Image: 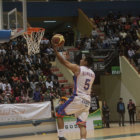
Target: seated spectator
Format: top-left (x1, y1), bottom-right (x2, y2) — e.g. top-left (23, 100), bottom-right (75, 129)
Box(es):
top-left (120, 30), bottom-right (127, 39)
top-left (11, 73), bottom-right (19, 82)
top-left (41, 83), bottom-right (47, 93)
top-left (0, 46), bottom-right (6, 55)
top-left (128, 48), bottom-right (135, 63)
top-left (36, 67), bottom-right (42, 76)
top-left (84, 39), bottom-right (91, 50)
top-left (124, 33), bottom-right (133, 45)
top-left (30, 78), bottom-right (38, 92)
top-left (132, 19), bottom-right (138, 28)
top-left (43, 65), bottom-right (52, 77)
top-left (125, 22), bottom-right (131, 30)
top-left (91, 27), bottom-right (98, 39)
top-left (69, 87), bottom-right (73, 96)
top-left (50, 88), bottom-right (56, 100)
top-left (41, 38), bottom-right (50, 45)
top-left (45, 78), bottom-right (53, 88)
top-left (133, 48), bottom-right (140, 66)
top-left (96, 38), bottom-right (102, 49)
top-left (12, 80), bottom-right (22, 90)
top-left (46, 86), bottom-right (51, 95)
top-left (55, 88), bottom-right (61, 97)
top-left (53, 78), bottom-right (59, 89)
top-left (110, 34), bottom-right (120, 45)
top-left (120, 16), bottom-right (126, 23)
top-left (35, 60), bottom-right (41, 71)
top-left (27, 87), bottom-right (33, 98)
top-left (136, 38), bottom-right (140, 47)
top-left (29, 66), bottom-right (36, 79)
top-left (60, 84), bottom-right (65, 93)
top-left (3, 93), bottom-right (11, 104)
top-left (42, 91), bottom-right (50, 101)
top-left (0, 79), bottom-right (3, 92)
top-left (136, 28), bottom-right (140, 39)
top-left (45, 46), bottom-right (55, 61)
top-left (0, 65), bottom-right (6, 76)
top-left (25, 55), bottom-right (32, 65)
top-left (3, 86), bottom-right (11, 96)
top-left (9, 94), bottom-right (15, 103)
top-left (19, 74), bottom-right (26, 83)
top-left (15, 96), bottom-right (23, 103)
top-left (39, 72), bottom-right (46, 83)
top-left (50, 73), bottom-right (58, 81)
top-left (99, 23), bottom-right (104, 32)
top-left (12, 86), bottom-right (21, 98)
top-left (24, 71), bottom-right (30, 82)
top-left (0, 92), bottom-right (4, 103)
top-left (33, 87), bottom-right (41, 102)
top-left (22, 92), bottom-right (29, 103)
top-left (2, 80), bottom-right (11, 91)
top-left (102, 36), bottom-right (110, 49)
top-left (1, 75), bottom-right (7, 83)
top-left (59, 84), bottom-right (66, 97)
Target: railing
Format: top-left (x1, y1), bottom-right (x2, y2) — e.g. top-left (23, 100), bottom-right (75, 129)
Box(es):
top-left (66, 48), bottom-right (119, 72)
top-left (124, 56), bottom-right (140, 74)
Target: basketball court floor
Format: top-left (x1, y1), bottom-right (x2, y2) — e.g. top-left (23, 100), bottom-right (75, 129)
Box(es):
top-left (1, 124), bottom-right (140, 140)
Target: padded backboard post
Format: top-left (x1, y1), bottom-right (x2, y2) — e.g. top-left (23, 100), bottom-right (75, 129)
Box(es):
top-left (0, 30), bottom-right (11, 43)
top-left (23, 0), bottom-right (27, 32)
top-left (0, 0), bottom-right (3, 29)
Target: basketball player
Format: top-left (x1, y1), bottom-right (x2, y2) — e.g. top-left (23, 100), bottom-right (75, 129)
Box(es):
top-left (52, 42), bottom-right (95, 140)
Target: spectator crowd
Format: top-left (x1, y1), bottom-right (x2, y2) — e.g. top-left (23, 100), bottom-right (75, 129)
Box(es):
top-left (0, 36), bottom-right (64, 104)
top-left (76, 12), bottom-right (140, 70)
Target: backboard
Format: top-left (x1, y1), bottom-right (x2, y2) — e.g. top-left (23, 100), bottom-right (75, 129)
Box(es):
top-left (2, 0), bottom-right (27, 39)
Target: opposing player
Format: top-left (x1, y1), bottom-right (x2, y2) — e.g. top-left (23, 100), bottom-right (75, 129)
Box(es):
top-left (52, 42), bottom-right (95, 140)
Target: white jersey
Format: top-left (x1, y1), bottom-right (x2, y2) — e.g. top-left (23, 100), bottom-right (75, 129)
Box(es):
top-left (73, 66), bottom-right (95, 101)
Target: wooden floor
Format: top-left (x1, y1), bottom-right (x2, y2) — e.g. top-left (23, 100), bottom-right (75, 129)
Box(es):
top-left (1, 123), bottom-right (140, 140)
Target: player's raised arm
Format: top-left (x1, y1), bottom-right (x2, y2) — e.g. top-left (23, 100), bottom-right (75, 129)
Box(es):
top-left (51, 40), bottom-right (80, 75)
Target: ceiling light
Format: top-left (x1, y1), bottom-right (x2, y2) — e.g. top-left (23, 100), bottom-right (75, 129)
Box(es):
top-left (44, 21), bottom-right (56, 23)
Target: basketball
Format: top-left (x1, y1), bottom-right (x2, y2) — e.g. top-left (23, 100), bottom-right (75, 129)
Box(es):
top-left (51, 34), bottom-right (65, 47)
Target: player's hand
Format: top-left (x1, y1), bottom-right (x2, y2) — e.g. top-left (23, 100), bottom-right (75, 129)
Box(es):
top-left (51, 40), bottom-right (58, 50)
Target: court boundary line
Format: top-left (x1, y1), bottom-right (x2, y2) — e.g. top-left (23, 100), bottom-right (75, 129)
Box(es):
top-left (86, 132), bottom-right (140, 140)
top-left (0, 130), bottom-right (57, 139)
top-left (0, 118), bottom-right (55, 126)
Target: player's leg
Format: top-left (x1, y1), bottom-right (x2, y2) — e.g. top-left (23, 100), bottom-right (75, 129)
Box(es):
top-left (57, 117), bottom-right (64, 129)
top-left (55, 104), bottom-right (66, 140)
top-left (76, 110), bottom-right (89, 140)
top-left (79, 124), bottom-right (87, 140)
top-left (57, 118), bottom-right (66, 140)
top-left (56, 96), bottom-right (80, 140)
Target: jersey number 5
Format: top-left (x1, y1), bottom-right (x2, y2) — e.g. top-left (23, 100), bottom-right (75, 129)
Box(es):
top-left (84, 79), bottom-right (91, 90)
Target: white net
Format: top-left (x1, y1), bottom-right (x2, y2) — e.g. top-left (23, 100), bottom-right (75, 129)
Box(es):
top-left (23, 28), bottom-right (45, 55)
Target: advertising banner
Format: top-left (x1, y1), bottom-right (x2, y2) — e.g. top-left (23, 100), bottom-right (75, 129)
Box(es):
top-left (90, 95), bottom-right (102, 129)
top-left (0, 101), bottom-right (51, 122)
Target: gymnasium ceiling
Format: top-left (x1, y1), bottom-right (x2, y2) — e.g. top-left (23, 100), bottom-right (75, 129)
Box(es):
top-left (3, 0), bottom-right (78, 32)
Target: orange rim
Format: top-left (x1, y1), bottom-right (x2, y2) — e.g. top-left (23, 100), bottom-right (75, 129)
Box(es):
top-left (24, 27), bottom-right (45, 35)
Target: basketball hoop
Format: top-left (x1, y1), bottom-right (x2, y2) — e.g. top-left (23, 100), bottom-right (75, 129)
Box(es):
top-left (23, 27), bottom-right (45, 55)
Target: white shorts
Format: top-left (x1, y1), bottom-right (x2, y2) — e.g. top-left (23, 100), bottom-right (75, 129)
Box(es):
top-left (57, 96), bottom-right (90, 126)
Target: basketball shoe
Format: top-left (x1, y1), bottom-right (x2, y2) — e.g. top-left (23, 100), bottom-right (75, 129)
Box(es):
top-left (59, 137), bottom-right (67, 140)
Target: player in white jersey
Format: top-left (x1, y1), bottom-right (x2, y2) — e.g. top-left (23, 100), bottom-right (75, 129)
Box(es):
top-left (52, 43), bottom-right (95, 140)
